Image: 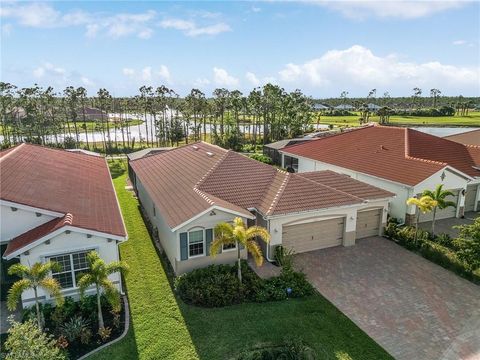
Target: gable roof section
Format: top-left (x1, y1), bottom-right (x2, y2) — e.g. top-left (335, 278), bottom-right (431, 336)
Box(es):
top-left (130, 142), bottom-right (394, 227)
top-left (3, 214), bottom-right (73, 259)
top-left (282, 125), bottom-right (479, 186)
top-left (444, 129), bottom-right (480, 146)
top-left (0, 143), bottom-right (126, 238)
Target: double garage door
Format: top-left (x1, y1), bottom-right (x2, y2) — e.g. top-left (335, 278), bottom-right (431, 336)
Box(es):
top-left (418, 190), bottom-right (459, 222)
top-left (282, 209), bottom-right (382, 254)
top-left (282, 217), bottom-right (345, 253)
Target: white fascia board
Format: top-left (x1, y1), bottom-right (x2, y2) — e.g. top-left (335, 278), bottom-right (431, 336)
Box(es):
top-left (3, 225), bottom-right (125, 260)
top-left (171, 205), bottom-right (255, 232)
top-left (0, 199), bottom-right (64, 217)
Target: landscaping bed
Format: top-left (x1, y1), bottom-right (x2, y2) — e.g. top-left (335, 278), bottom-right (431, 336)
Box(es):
top-left (175, 262), bottom-right (315, 307)
top-left (20, 295), bottom-right (126, 359)
top-left (384, 218), bottom-right (480, 284)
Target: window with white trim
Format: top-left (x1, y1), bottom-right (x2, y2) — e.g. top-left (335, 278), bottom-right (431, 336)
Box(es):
top-left (47, 250), bottom-right (91, 289)
top-left (222, 242), bottom-right (236, 251)
top-left (188, 230), bottom-right (204, 257)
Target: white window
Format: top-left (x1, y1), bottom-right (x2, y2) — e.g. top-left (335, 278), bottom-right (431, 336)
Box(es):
top-left (222, 242), bottom-right (236, 251)
top-left (47, 250), bottom-right (91, 289)
top-left (188, 230), bottom-right (205, 258)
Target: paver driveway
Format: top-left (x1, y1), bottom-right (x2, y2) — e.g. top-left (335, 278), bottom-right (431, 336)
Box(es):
top-left (293, 237), bottom-right (480, 360)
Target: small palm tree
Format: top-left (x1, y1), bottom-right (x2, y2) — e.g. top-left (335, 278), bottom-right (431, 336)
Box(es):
top-left (422, 184), bottom-right (457, 236)
top-left (210, 217), bottom-right (270, 283)
top-left (77, 251), bottom-right (129, 331)
top-left (406, 195), bottom-right (437, 243)
top-left (7, 262), bottom-right (64, 329)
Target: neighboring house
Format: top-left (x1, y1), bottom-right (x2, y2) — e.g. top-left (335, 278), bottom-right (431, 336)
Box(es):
top-left (312, 103), bottom-right (330, 111)
top-left (334, 104), bottom-right (354, 110)
top-left (263, 138), bottom-right (314, 167)
top-left (280, 125), bottom-right (480, 224)
top-left (444, 129), bottom-right (480, 146)
top-left (129, 142), bottom-right (393, 274)
top-left (0, 144), bottom-right (127, 308)
top-left (77, 107), bottom-right (107, 121)
top-left (367, 103), bottom-right (382, 111)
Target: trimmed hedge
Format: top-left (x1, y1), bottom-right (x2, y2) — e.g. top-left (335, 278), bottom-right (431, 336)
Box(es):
top-left (384, 219), bottom-right (480, 284)
top-left (175, 261), bottom-right (315, 307)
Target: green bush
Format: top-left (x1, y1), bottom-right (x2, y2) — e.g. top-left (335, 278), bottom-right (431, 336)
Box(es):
top-left (249, 153), bottom-right (273, 165)
top-left (433, 233), bottom-right (454, 249)
top-left (175, 262), bottom-right (314, 307)
top-left (274, 245), bottom-right (295, 269)
top-left (237, 339), bottom-right (317, 360)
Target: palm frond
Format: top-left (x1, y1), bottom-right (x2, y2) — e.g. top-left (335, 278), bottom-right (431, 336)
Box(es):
top-left (39, 277), bottom-right (64, 306)
top-left (246, 240), bottom-right (263, 266)
top-left (213, 222), bottom-right (233, 238)
top-left (77, 273), bottom-right (94, 296)
top-left (7, 263), bottom-right (30, 277)
top-left (7, 279), bottom-right (31, 311)
top-left (233, 217), bottom-right (245, 229)
top-left (439, 200), bottom-right (457, 209)
top-left (105, 261), bottom-right (129, 276)
top-left (100, 279), bottom-right (121, 312)
top-left (246, 226), bottom-right (271, 243)
top-left (209, 238), bottom-right (224, 257)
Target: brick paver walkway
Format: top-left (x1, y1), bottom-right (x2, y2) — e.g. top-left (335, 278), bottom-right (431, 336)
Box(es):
top-left (294, 237), bottom-right (480, 360)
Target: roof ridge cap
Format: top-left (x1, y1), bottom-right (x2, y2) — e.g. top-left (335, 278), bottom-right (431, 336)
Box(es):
top-left (265, 171), bottom-right (290, 215)
top-left (295, 172), bottom-right (365, 202)
top-left (0, 143), bottom-right (25, 162)
top-left (194, 149), bottom-right (230, 190)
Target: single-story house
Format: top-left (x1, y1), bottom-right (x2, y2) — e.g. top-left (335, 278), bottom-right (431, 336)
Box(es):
top-left (1, 144), bottom-right (127, 308)
top-left (280, 125), bottom-right (480, 224)
top-left (129, 142), bottom-right (394, 274)
top-left (126, 147), bottom-right (173, 183)
top-left (367, 103), bottom-right (382, 111)
top-left (444, 129), bottom-right (480, 146)
top-left (312, 103), bottom-right (330, 111)
top-left (334, 104), bottom-right (354, 110)
top-left (76, 107), bottom-right (107, 121)
top-left (263, 138), bottom-right (314, 167)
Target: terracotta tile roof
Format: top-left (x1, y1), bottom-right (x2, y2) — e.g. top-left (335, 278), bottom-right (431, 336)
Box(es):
top-left (444, 129), bottom-right (480, 146)
top-left (282, 125), bottom-right (480, 186)
top-left (298, 171), bottom-right (395, 200)
top-left (0, 143), bottom-right (126, 238)
top-left (4, 214), bottom-right (73, 258)
top-left (130, 142), bottom-right (394, 226)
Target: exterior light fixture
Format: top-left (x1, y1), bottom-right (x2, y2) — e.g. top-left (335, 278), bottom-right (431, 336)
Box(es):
top-left (209, 210), bottom-right (216, 216)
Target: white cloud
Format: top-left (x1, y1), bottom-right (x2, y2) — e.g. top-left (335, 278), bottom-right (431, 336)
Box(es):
top-left (0, 3), bottom-right (156, 39)
top-left (453, 40), bottom-right (467, 45)
top-left (213, 67), bottom-right (239, 87)
top-left (160, 18), bottom-right (231, 37)
top-left (33, 62), bottom-right (66, 79)
top-left (193, 78), bottom-right (211, 88)
top-left (122, 65), bottom-right (172, 84)
top-left (251, 6), bottom-right (262, 13)
top-left (30, 62), bottom-right (94, 89)
top-left (81, 77), bottom-right (95, 86)
top-left (278, 45), bottom-right (479, 94)
top-left (1, 23), bottom-right (12, 36)
top-left (314, 0), bottom-right (466, 20)
top-left (246, 72), bottom-right (260, 86)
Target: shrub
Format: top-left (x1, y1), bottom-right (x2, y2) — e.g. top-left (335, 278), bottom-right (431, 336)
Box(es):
top-left (249, 153), bottom-right (273, 165)
top-left (4, 317), bottom-right (66, 360)
top-left (274, 245), bottom-right (295, 270)
top-left (175, 262), bottom-right (313, 307)
top-left (60, 316), bottom-right (90, 343)
top-left (433, 233), bottom-right (453, 249)
top-left (237, 339), bottom-right (317, 360)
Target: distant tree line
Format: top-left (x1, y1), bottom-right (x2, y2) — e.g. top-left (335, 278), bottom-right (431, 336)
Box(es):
top-left (1, 82), bottom-right (478, 153)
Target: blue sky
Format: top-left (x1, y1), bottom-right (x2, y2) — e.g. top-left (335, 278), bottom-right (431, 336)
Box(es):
top-left (1, 1), bottom-right (479, 97)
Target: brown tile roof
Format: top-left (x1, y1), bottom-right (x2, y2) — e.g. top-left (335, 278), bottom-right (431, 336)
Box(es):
top-left (282, 125), bottom-right (480, 186)
top-left (4, 214), bottom-right (73, 258)
top-left (130, 142), bottom-right (394, 226)
top-left (1, 143), bottom-right (126, 238)
top-left (444, 129), bottom-right (480, 146)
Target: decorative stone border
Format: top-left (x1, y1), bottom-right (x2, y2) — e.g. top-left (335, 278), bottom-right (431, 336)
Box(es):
top-left (78, 295), bottom-right (130, 360)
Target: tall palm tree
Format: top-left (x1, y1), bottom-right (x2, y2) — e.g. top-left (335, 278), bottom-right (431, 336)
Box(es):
top-left (210, 217), bottom-right (270, 283)
top-left (406, 195), bottom-right (437, 243)
top-left (77, 251), bottom-right (129, 331)
top-left (422, 184), bottom-right (457, 236)
top-left (7, 262), bottom-right (64, 329)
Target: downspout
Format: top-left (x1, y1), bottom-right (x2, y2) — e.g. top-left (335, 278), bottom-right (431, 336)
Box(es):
top-left (265, 216), bottom-right (275, 263)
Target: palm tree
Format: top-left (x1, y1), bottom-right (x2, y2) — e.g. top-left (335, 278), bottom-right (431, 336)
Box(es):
top-left (7, 262), bottom-right (64, 329)
top-left (406, 195), bottom-right (437, 243)
top-left (422, 184), bottom-right (457, 236)
top-left (210, 217), bottom-right (270, 283)
top-left (77, 251), bottom-right (129, 331)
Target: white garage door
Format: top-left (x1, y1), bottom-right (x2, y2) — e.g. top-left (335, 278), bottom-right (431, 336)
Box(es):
top-left (465, 185), bottom-right (478, 212)
top-left (356, 209), bottom-right (382, 239)
top-left (282, 217), bottom-right (344, 253)
top-left (418, 190), bottom-right (459, 222)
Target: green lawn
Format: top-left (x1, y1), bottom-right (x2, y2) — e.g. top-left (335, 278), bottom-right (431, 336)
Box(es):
top-left (89, 161), bottom-right (392, 360)
top-left (313, 111), bottom-right (480, 127)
